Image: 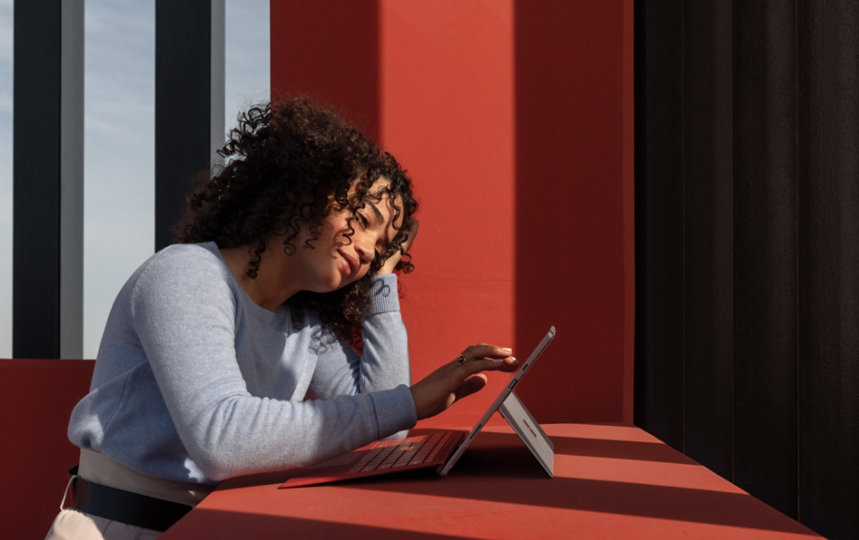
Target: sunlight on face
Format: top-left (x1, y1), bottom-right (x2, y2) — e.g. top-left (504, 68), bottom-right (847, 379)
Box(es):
top-left (297, 177), bottom-right (404, 293)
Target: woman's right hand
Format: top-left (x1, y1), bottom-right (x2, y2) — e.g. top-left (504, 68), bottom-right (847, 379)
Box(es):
top-left (409, 344), bottom-right (518, 420)
top-left (378, 217), bottom-right (419, 275)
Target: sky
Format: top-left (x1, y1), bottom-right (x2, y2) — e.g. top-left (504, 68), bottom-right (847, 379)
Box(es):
top-left (0, 1), bottom-right (12, 357)
top-left (0, 0), bottom-right (270, 358)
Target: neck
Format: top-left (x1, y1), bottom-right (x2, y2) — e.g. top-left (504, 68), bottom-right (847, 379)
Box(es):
top-left (219, 241), bottom-right (301, 311)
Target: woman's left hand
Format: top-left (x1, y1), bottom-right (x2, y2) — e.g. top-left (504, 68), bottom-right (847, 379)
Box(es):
top-left (378, 217), bottom-right (419, 274)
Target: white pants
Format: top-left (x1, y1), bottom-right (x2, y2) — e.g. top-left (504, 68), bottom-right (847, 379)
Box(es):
top-left (45, 508), bottom-right (160, 540)
top-left (45, 450), bottom-right (212, 539)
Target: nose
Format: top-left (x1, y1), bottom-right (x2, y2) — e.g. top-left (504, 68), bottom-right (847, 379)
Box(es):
top-left (353, 231), bottom-right (375, 265)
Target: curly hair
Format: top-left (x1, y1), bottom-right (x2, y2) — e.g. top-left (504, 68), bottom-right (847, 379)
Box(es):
top-left (173, 98), bottom-right (417, 343)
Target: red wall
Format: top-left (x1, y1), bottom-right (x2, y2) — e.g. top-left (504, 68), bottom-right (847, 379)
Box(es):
top-left (271, 0), bottom-right (634, 425)
top-left (0, 359), bottom-right (94, 537)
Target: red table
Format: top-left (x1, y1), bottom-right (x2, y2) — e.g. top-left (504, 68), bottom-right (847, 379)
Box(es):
top-left (162, 423), bottom-right (819, 539)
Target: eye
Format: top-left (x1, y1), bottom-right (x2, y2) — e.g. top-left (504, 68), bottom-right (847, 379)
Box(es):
top-left (356, 212), bottom-right (369, 227)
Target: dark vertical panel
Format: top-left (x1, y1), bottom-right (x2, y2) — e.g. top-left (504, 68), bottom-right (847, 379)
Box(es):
top-left (637, 0), bottom-right (859, 535)
top-left (732, 0), bottom-right (798, 518)
top-left (682, 0), bottom-right (733, 479)
top-left (633, 0), bottom-right (684, 449)
top-left (797, 2), bottom-right (859, 538)
top-left (633, 0), bottom-right (644, 427)
top-left (155, 0), bottom-right (213, 250)
top-left (13, 0), bottom-right (62, 358)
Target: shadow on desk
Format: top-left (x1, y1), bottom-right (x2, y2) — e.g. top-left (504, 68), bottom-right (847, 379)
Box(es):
top-left (336, 432), bottom-right (807, 535)
top-left (163, 424), bottom-right (818, 539)
top-left (457, 430), bottom-right (694, 466)
top-left (176, 509), bottom-right (478, 539)
top-left (552, 434), bottom-right (693, 464)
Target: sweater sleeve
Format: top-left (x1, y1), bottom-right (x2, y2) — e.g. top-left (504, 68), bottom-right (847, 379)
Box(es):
top-left (129, 252), bottom-right (415, 481)
top-left (308, 273), bottom-right (413, 398)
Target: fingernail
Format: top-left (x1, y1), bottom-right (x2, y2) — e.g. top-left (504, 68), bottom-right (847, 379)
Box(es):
top-left (502, 347), bottom-right (513, 353)
top-left (510, 357), bottom-right (519, 365)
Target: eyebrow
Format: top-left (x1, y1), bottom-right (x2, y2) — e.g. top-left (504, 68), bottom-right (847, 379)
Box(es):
top-left (365, 200), bottom-right (396, 248)
top-left (365, 200), bottom-right (385, 224)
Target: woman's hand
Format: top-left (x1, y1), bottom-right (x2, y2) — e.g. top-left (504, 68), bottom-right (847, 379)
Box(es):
top-left (410, 344), bottom-right (519, 420)
top-left (378, 217), bottom-right (419, 274)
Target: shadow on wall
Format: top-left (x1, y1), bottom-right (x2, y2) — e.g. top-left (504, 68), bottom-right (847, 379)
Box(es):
top-left (513, 0), bottom-right (630, 423)
top-left (0, 359), bottom-right (94, 538)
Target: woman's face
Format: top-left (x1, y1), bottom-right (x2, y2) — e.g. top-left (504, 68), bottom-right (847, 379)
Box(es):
top-left (295, 178), bottom-right (403, 293)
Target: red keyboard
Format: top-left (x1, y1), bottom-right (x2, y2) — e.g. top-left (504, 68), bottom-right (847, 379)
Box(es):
top-left (349, 431), bottom-right (456, 473)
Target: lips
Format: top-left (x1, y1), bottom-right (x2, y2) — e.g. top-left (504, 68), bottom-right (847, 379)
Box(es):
top-left (338, 250), bottom-right (359, 277)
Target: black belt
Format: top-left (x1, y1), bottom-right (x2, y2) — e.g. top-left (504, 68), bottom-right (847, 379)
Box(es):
top-left (67, 466), bottom-right (193, 532)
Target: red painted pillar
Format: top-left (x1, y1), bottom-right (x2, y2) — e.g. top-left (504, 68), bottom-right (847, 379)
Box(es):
top-left (270, 0), bottom-right (633, 424)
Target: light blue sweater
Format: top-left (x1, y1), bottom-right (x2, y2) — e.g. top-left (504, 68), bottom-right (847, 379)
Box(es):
top-left (68, 242), bottom-right (417, 484)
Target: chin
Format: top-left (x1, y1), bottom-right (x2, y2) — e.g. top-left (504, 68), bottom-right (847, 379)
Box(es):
top-left (322, 276), bottom-right (349, 293)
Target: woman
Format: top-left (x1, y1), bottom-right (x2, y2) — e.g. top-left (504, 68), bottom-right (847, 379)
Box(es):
top-left (47, 99), bottom-right (517, 539)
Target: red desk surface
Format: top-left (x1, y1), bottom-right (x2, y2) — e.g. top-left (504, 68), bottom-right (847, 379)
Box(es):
top-left (162, 424), bottom-right (819, 539)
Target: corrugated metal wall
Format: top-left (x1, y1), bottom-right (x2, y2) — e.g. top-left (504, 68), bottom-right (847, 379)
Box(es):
top-left (634, 1), bottom-right (859, 538)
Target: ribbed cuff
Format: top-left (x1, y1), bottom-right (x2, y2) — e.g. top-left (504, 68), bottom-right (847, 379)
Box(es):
top-left (366, 274), bottom-right (400, 315)
top-left (369, 385), bottom-right (417, 438)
